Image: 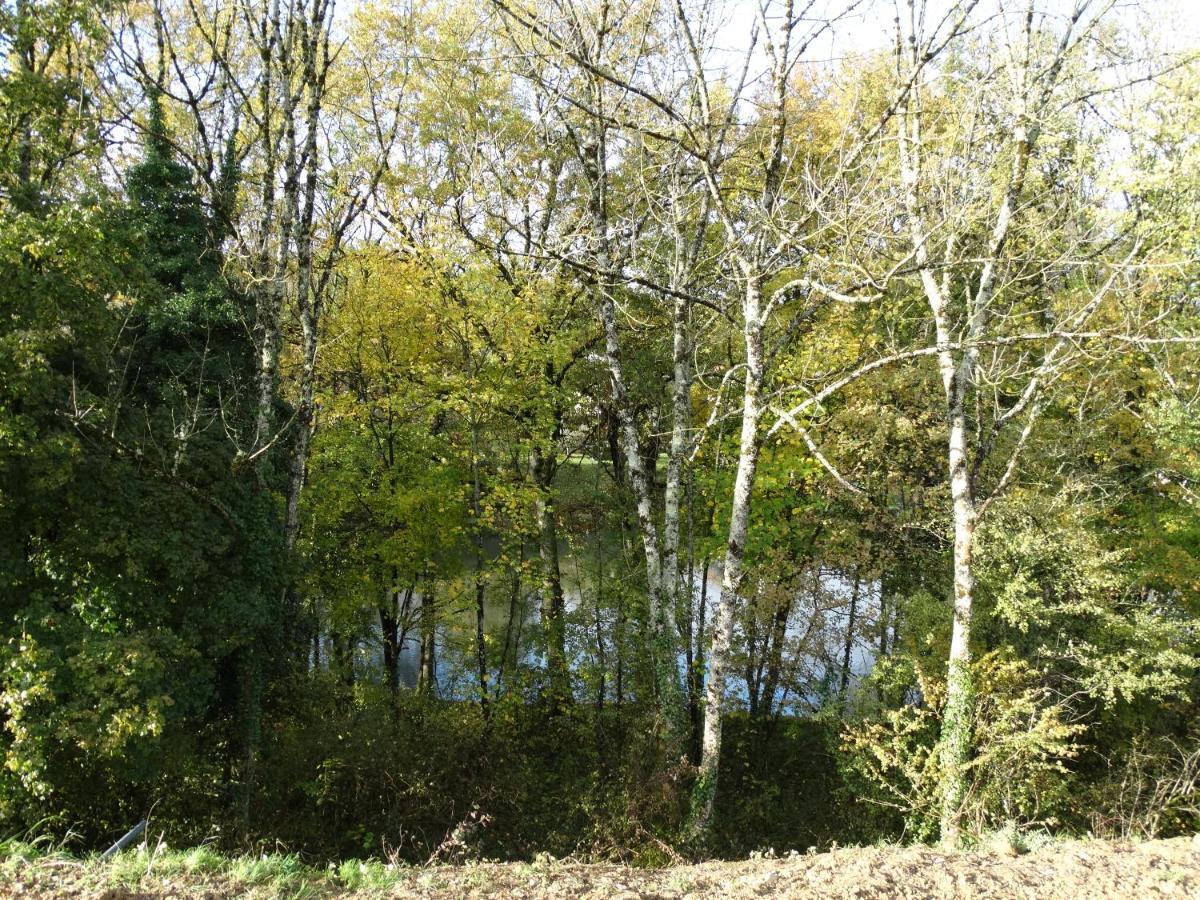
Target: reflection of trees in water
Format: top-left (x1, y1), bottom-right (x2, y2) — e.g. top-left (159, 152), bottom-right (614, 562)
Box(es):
top-left (315, 551), bottom-right (887, 712)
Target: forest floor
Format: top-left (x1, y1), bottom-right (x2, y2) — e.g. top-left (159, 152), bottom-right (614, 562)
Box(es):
top-left (2, 833), bottom-right (1198, 899)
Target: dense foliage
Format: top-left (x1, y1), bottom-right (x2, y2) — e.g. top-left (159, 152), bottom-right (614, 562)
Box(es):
top-left (1, 0), bottom-right (1197, 863)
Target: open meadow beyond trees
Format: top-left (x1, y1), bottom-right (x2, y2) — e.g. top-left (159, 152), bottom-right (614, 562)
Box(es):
top-left (2, 0), bottom-right (1200, 890)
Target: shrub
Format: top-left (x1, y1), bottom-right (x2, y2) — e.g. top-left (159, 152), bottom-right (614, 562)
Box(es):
top-left (1085, 733), bottom-right (1200, 840)
top-left (840, 652), bottom-right (1082, 842)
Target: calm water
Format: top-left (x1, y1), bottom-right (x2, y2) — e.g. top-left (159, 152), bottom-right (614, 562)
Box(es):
top-left (314, 539), bottom-right (887, 711)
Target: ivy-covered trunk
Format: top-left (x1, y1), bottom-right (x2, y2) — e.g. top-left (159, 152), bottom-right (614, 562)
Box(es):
top-left (939, 398), bottom-right (977, 846)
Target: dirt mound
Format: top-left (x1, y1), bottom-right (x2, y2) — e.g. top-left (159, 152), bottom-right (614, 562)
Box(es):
top-left (395, 835), bottom-right (1199, 899)
top-left (4, 835), bottom-right (1198, 898)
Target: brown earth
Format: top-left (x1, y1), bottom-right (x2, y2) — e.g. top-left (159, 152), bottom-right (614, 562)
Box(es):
top-left (4, 834), bottom-right (1199, 899)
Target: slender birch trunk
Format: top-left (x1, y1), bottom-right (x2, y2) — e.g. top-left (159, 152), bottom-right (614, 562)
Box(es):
top-left (282, 0), bottom-right (331, 553)
top-left (661, 170), bottom-right (706, 645)
top-left (691, 554), bottom-right (709, 751)
top-left (691, 276), bottom-right (764, 834)
top-left (660, 292), bottom-right (690, 616)
top-left (895, 24), bottom-right (979, 841)
top-left (586, 127), bottom-right (680, 724)
top-left (252, 0), bottom-right (300, 455)
top-left (892, 0), bottom-right (1091, 844)
top-left (937, 336), bottom-right (978, 843)
top-left (566, 8), bottom-right (689, 724)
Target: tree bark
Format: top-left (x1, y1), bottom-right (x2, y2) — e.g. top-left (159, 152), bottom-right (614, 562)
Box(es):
top-left (691, 277), bottom-right (764, 836)
top-left (839, 572), bottom-right (862, 697)
top-left (419, 582), bottom-right (438, 696)
top-left (592, 192), bottom-right (677, 720)
top-left (282, 0), bottom-right (331, 555)
top-left (759, 592), bottom-right (793, 720)
top-left (497, 541), bottom-right (523, 696)
top-left (576, 24), bottom-right (681, 726)
top-left (939, 393), bottom-right (976, 846)
top-left (689, 555), bottom-right (709, 765)
top-left (379, 580), bottom-right (402, 691)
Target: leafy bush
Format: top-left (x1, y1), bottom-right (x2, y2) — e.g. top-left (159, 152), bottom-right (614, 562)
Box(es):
top-left (841, 652), bottom-right (1082, 842)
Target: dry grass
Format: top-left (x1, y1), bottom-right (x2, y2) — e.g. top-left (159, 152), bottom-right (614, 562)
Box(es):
top-left (2, 833), bottom-right (1198, 898)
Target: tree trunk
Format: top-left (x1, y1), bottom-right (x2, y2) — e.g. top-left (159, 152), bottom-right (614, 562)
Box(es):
top-left (379, 581), bottom-right (401, 692)
top-left (662, 218), bottom-right (698, 635)
top-left (249, 0), bottom-right (290, 454)
top-left (473, 448), bottom-right (490, 717)
top-left (594, 531), bottom-right (607, 711)
top-left (281, 3), bottom-right (330, 657)
top-left (419, 583), bottom-right (437, 696)
top-left (759, 593), bottom-right (792, 720)
top-left (331, 632), bottom-right (355, 686)
top-left (582, 74), bottom-right (681, 726)
top-left (234, 648), bottom-right (262, 830)
top-left (939, 398), bottom-right (976, 846)
top-left (530, 448), bottom-right (568, 702)
top-left (689, 555), bottom-right (709, 765)
top-left (690, 278), bottom-right (764, 837)
top-left (497, 543), bottom-right (523, 695)
top-left (878, 576), bottom-right (891, 659)
top-left (595, 259), bottom-right (676, 717)
top-left (744, 600), bottom-right (762, 719)
top-left (839, 572), bottom-right (861, 696)
top-left (661, 150), bottom-right (708, 623)
top-left (475, 563), bottom-right (489, 716)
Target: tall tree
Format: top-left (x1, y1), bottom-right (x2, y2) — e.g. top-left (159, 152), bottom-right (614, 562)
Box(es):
top-left (888, 0), bottom-right (1190, 845)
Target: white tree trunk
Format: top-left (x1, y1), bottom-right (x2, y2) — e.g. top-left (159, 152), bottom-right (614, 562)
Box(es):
top-left (586, 97), bottom-right (680, 722)
top-left (691, 277), bottom-right (763, 834)
top-left (939, 390), bottom-right (977, 846)
top-left (661, 292), bottom-right (691, 628)
top-left (596, 284), bottom-right (676, 697)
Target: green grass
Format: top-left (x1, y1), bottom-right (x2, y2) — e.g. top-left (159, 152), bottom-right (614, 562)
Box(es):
top-left (335, 858), bottom-right (400, 890)
top-left (96, 844), bottom-right (332, 892)
top-left (0, 838), bottom-right (47, 876)
top-left (0, 835), bottom-right (426, 897)
top-left (0, 828), bottom-right (80, 878)
top-left (972, 822), bottom-right (1064, 856)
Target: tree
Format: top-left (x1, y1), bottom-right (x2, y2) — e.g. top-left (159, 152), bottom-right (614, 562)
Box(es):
top-left (882, 0), bottom-right (1193, 845)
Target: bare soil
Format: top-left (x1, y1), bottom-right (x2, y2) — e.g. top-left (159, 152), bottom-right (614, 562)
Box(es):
top-left (4, 834), bottom-right (1199, 899)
